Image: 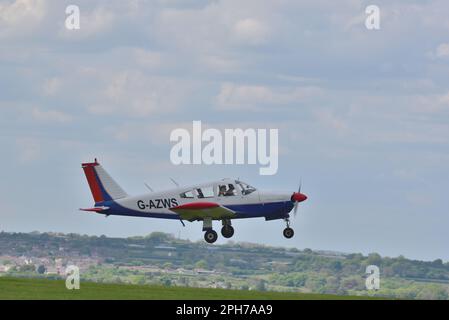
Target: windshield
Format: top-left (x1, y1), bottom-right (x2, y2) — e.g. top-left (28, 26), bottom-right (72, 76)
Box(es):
top-left (236, 180), bottom-right (257, 195)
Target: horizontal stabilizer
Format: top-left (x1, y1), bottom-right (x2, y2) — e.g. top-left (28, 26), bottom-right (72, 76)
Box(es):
top-left (79, 206), bottom-right (110, 213)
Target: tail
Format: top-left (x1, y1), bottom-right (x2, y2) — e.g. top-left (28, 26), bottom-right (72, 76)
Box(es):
top-left (81, 159), bottom-right (128, 204)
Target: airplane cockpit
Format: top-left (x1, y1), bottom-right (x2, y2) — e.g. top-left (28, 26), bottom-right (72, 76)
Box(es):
top-left (235, 180), bottom-right (257, 195)
top-left (217, 180), bottom-right (257, 197)
top-left (179, 180), bottom-right (257, 199)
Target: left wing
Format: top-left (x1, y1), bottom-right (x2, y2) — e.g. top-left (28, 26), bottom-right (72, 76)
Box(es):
top-left (170, 202), bottom-right (236, 221)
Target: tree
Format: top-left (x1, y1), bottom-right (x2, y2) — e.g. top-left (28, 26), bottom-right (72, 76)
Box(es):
top-left (366, 253), bottom-right (382, 267)
top-left (20, 264), bottom-right (36, 273)
top-left (37, 265), bottom-right (46, 274)
top-left (255, 279), bottom-right (267, 292)
top-left (195, 260), bottom-right (208, 270)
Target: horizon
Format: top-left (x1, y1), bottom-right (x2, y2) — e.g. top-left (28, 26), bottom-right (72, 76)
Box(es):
top-left (1, 228), bottom-right (446, 264)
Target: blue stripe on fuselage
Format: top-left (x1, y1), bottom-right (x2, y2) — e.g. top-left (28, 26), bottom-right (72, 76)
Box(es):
top-left (97, 200), bottom-right (294, 221)
top-left (228, 201), bottom-right (294, 220)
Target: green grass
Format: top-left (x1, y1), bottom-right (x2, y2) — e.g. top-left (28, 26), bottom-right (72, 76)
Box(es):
top-left (0, 277), bottom-right (378, 300)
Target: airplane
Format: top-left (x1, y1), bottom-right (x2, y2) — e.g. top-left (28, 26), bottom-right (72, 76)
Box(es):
top-left (80, 159), bottom-right (308, 244)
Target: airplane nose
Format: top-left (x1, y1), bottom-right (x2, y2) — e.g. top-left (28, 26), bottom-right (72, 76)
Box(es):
top-left (291, 192), bottom-right (308, 203)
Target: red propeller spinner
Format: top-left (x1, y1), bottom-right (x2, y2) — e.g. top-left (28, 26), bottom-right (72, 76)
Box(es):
top-left (291, 192), bottom-right (308, 203)
top-left (291, 180), bottom-right (308, 216)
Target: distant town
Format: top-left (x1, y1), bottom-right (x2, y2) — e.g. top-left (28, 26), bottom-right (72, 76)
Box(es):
top-left (0, 231), bottom-right (448, 299)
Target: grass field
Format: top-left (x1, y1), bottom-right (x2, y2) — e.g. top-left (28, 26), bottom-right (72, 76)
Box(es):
top-left (0, 277), bottom-right (379, 300)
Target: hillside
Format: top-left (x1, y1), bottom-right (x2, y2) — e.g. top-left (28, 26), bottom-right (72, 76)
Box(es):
top-left (0, 231), bottom-right (448, 299)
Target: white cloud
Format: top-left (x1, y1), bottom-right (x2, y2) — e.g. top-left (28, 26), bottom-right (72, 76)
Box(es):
top-left (16, 137), bottom-right (41, 164)
top-left (435, 43), bottom-right (449, 58)
top-left (0, 0), bottom-right (46, 37)
top-left (314, 109), bottom-right (348, 133)
top-left (41, 77), bottom-right (62, 96)
top-left (201, 55), bottom-right (240, 73)
top-left (232, 18), bottom-right (270, 45)
top-left (31, 107), bottom-right (72, 123)
top-left (134, 49), bottom-right (163, 69)
top-left (216, 83), bottom-right (322, 110)
top-left (59, 6), bottom-right (115, 39)
top-left (87, 71), bottom-right (192, 117)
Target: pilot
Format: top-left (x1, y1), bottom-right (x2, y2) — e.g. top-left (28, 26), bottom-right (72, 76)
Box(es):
top-left (225, 184), bottom-right (235, 196)
top-left (218, 185), bottom-right (226, 197)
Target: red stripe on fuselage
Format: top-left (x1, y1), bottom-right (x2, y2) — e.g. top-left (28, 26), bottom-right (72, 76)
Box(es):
top-left (173, 202), bottom-right (219, 210)
top-left (82, 164), bottom-right (103, 203)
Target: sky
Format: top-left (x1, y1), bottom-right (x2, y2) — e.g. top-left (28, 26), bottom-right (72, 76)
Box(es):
top-left (0, 0), bottom-right (448, 262)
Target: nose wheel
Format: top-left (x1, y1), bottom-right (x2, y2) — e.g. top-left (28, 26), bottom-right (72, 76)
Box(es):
top-left (283, 227), bottom-right (294, 239)
top-left (283, 219), bottom-right (294, 239)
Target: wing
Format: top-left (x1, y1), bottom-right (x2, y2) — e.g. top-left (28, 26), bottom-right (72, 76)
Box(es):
top-left (170, 202), bottom-right (236, 221)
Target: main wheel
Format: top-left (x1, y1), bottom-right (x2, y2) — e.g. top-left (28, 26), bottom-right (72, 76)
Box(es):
top-left (204, 230), bottom-right (218, 244)
top-left (221, 225), bottom-right (235, 238)
top-left (283, 227), bottom-right (294, 239)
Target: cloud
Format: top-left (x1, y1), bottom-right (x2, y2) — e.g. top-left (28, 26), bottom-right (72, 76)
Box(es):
top-left (41, 77), bottom-right (62, 96)
top-left (87, 71), bottom-right (193, 117)
top-left (16, 137), bottom-right (42, 164)
top-left (314, 109), bottom-right (348, 134)
top-left (232, 18), bottom-right (270, 45)
top-left (134, 49), bottom-right (163, 69)
top-left (216, 83), bottom-right (322, 110)
top-left (0, 0), bottom-right (46, 37)
top-left (435, 43), bottom-right (449, 58)
top-left (31, 107), bottom-right (72, 123)
top-left (201, 55), bottom-right (240, 73)
top-left (58, 6), bottom-right (115, 39)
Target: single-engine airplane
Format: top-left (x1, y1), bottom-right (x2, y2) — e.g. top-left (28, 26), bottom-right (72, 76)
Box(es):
top-left (80, 159), bottom-right (308, 244)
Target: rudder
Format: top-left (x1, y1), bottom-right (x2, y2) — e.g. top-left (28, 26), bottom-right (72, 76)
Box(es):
top-left (82, 159), bottom-right (128, 204)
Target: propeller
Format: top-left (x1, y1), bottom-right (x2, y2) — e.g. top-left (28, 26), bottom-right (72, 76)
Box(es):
top-left (291, 180), bottom-right (308, 217)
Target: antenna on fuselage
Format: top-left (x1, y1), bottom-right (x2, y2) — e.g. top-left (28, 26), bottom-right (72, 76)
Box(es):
top-left (170, 178), bottom-right (179, 187)
top-left (144, 183), bottom-right (154, 192)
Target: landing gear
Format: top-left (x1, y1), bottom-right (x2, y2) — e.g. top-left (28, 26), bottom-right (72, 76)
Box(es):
top-left (283, 227), bottom-right (294, 239)
top-left (204, 230), bottom-right (218, 244)
top-left (221, 225), bottom-right (234, 238)
top-left (221, 219), bottom-right (234, 238)
top-left (283, 218), bottom-right (294, 239)
top-left (203, 218), bottom-right (218, 244)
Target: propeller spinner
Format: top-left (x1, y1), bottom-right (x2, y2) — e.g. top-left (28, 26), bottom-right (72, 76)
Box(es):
top-left (291, 182), bottom-right (308, 216)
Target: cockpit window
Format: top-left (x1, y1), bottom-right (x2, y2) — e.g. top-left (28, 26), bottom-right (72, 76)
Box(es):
top-left (195, 186), bottom-right (214, 198)
top-left (236, 181), bottom-right (257, 195)
top-left (180, 190), bottom-right (194, 199)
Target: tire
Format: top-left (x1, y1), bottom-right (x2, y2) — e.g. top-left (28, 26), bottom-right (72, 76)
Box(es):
top-left (283, 227), bottom-right (294, 239)
top-left (221, 225), bottom-right (235, 238)
top-left (204, 230), bottom-right (218, 244)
